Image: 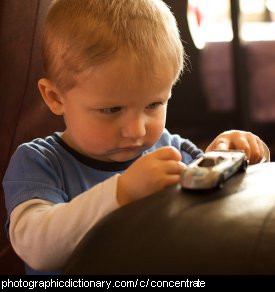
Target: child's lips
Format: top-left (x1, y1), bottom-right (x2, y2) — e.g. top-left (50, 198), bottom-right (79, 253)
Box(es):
top-left (107, 145), bottom-right (146, 155)
top-left (118, 145), bottom-right (144, 152)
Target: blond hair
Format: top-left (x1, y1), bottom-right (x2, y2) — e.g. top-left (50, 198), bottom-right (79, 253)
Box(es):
top-left (42, 0), bottom-right (184, 92)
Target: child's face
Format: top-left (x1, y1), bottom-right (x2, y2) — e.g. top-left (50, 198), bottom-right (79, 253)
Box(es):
top-left (60, 53), bottom-right (175, 162)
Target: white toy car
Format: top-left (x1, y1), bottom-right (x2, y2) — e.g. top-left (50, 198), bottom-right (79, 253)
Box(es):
top-left (181, 150), bottom-right (248, 190)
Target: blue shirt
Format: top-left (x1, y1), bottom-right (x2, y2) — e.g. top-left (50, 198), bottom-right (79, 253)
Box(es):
top-left (3, 128), bottom-right (203, 274)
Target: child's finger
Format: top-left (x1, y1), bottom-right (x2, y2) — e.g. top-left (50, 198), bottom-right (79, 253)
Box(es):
top-left (231, 137), bottom-right (251, 162)
top-left (214, 141), bottom-right (229, 150)
top-left (248, 135), bottom-right (263, 164)
top-left (205, 137), bottom-right (229, 152)
top-left (163, 174), bottom-right (182, 187)
top-left (162, 161), bottom-right (187, 174)
top-left (259, 141), bottom-right (270, 162)
top-left (151, 146), bottom-right (182, 161)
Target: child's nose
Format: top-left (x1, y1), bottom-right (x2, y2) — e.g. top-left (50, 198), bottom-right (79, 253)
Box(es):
top-left (121, 115), bottom-right (146, 139)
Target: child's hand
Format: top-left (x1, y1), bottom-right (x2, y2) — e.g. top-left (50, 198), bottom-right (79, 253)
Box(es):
top-left (205, 130), bottom-right (265, 164)
top-left (117, 146), bottom-right (186, 206)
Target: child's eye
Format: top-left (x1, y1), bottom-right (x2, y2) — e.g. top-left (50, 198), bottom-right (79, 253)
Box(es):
top-left (99, 107), bottom-right (122, 114)
top-left (146, 102), bottom-right (164, 110)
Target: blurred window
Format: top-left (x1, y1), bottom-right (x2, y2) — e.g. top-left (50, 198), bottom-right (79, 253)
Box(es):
top-left (240, 0), bottom-right (275, 41)
top-left (188, 0), bottom-right (232, 48)
top-left (188, 0), bottom-right (275, 48)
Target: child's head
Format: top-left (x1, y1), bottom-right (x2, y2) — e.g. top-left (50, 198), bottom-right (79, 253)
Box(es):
top-left (39, 0), bottom-right (185, 162)
top-left (42, 0), bottom-right (184, 92)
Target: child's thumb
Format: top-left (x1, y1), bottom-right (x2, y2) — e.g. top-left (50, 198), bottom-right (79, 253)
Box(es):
top-left (214, 141), bottom-right (229, 150)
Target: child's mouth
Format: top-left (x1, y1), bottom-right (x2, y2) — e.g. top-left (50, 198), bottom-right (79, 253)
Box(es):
top-left (119, 146), bottom-right (142, 152)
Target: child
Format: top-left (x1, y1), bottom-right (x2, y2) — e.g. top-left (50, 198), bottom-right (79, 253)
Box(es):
top-left (3, 0), bottom-right (269, 275)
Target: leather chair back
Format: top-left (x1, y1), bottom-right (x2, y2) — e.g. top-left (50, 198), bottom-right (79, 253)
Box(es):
top-left (0, 0), bottom-right (64, 274)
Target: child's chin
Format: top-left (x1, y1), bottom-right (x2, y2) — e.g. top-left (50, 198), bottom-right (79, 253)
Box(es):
top-left (111, 152), bottom-right (140, 162)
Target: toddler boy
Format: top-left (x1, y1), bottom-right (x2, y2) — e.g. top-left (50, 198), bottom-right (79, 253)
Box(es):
top-left (3, 0), bottom-right (268, 274)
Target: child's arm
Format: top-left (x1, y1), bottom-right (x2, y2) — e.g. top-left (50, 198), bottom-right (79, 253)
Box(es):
top-left (9, 146), bottom-right (186, 272)
top-left (9, 175), bottom-right (120, 272)
top-left (205, 130), bottom-right (269, 164)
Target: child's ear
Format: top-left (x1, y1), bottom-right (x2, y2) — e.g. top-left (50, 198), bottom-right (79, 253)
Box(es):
top-left (38, 78), bottom-right (64, 115)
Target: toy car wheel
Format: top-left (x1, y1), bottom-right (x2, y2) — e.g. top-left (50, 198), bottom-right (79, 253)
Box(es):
top-left (217, 175), bottom-right (224, 189)
top-left (241, 160), bottom-right (248, 171)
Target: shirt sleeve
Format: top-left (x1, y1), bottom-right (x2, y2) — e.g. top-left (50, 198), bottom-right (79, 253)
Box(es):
top-left (9, 174), bottom-right (120, 272)
top-left (148, 129), bottom-right (204, 164)
top-left (3, 142), bottom-right (70, 221)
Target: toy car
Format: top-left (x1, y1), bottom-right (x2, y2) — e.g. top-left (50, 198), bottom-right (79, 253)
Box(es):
top-left (181, 150), bottom-right (248, 190)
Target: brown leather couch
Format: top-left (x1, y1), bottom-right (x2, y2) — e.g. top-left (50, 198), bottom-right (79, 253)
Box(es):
top-left (0, 0), bottom-right (64, 274)
top-left (63, 163), bottom-right (275, 275)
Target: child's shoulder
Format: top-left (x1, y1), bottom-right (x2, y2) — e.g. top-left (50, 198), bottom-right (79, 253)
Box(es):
top-left (5, 134), bottom-right (67, 187)
top-left (146, 129), bottom-right (203, 164)
top-left (153, 128), bottom-right (186, 148)
top-left (17, 133), bottom-right (60, 150)
top-left (12, 133), bottom-right (63, 163)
